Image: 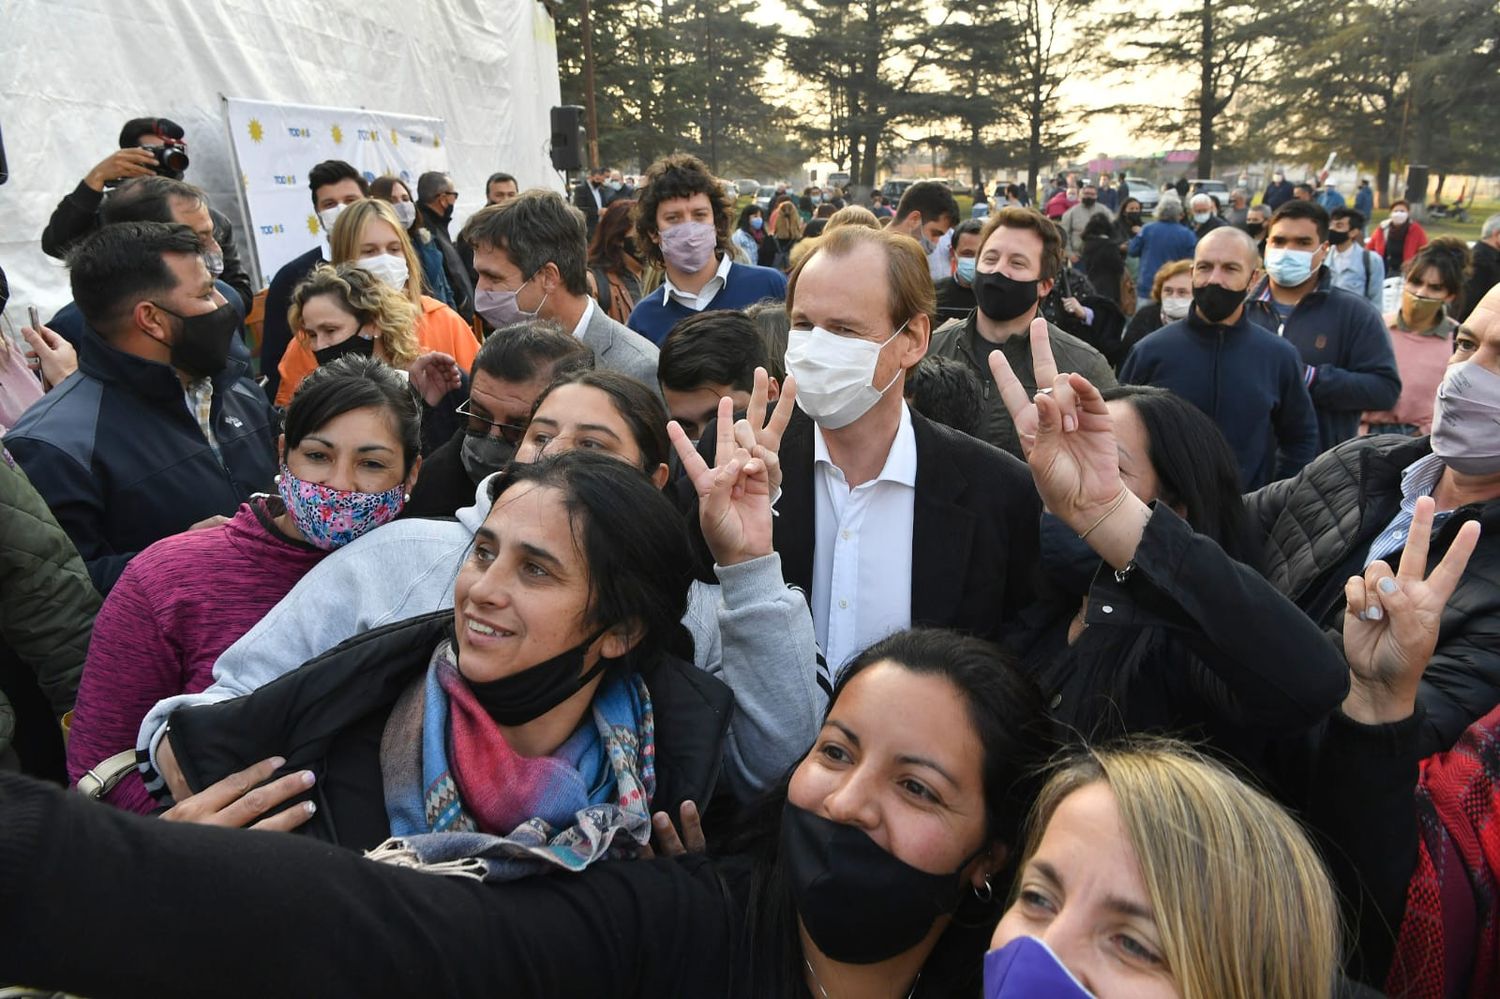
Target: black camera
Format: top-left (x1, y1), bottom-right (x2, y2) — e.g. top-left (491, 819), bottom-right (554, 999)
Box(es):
top-left (146, 127), bottom-right (189, 177)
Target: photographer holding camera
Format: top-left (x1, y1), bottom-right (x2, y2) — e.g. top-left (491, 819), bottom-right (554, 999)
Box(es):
top-left (40, 117), bottom-right (253, 310)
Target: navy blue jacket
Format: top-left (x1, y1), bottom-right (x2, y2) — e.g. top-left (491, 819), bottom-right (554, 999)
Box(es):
top-left (1244, 268), bottom-right (1401, 451)
top-left (261, 246), bottom-right (325, 403)
top-left (1120, 309), bottom-right (1320, 490)
top-left (5, 330), bottom-right (277, 594)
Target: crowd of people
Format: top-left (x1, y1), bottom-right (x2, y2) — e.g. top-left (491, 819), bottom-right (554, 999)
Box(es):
top-left (1, 115), bottom-right (1500, 998)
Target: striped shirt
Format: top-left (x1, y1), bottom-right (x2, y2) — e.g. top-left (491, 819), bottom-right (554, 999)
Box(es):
top-left (1364, 452), bottom-right (1454, 568)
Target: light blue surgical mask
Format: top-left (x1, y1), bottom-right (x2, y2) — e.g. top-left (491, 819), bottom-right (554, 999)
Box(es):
top-left (1264, 247), bottom-right (1317, 287)
top-left (750, 216), bottom-right (764, 230)
top-left (956, 258), bottom-right (978, 284)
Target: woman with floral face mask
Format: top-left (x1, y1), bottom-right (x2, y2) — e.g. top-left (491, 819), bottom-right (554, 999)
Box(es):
top-left (66, 357), bottom-right (422, 815)
top-left (1363, 238), bottom-right (1471, 437)
top-left (275, 199), bottom-right (478, 406)
top-left (370, 174), bottom-right (457, 314)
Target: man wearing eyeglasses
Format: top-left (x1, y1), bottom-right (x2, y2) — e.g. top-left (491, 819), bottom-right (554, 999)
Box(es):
top-left (402, 322), bottom-right (595, 518)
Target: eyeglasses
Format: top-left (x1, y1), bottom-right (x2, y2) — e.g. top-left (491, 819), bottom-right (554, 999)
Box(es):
top-left (455, 399), bottom-right (526, 443)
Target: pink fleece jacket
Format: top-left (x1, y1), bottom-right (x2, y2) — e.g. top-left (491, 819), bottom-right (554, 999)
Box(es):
top-left (66, 500), bottom-right (328, 813)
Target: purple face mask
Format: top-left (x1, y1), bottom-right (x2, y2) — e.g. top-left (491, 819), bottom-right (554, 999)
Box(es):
top-left (659, 221), bottom-right (717, 273)
top-left (1431, 362), bottom-right (1500, 475)
top-left (984, 937), bottom-right (1095, 999)
top-left (276, 465), bottom-right (407, 550)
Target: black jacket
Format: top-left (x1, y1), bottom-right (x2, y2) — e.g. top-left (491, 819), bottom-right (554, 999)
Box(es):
top-left (4, 330), bottom-right (276, 594)
top-left (418, 204), bottom-right (475, 322)
top-left (1461, 239), bottom-right (1500, 322)
top-left (1119, 301), bottom-right (1166, 365)
top-left (1010, 504), bottom-right (1348, 781)
top-left (1246, 434), bottom-right (1500, 755)
top-left (402, 426), bottom-right (481, 519)
top-left (40, 180), bottom-right (254, 311)
top-left (933, 276), bottom-right (976, 321)
top-left (758, 408), bottom-right (1041, 644)
top-left (166, 611), bottom-right (735, 852)
top-left (260, 245), bottom-right (323, 403)
top-left (573, 180), bottom-right (611, 235)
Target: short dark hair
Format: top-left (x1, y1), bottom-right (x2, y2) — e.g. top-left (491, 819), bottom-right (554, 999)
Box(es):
top-left (307, 160), bottom-right (367, 207)
top-left (743, 299), bottom-right (790, 383)
top-left (893, 181), bottom-right (960, 228)
top-left (1269, 198), bottom-right (1330, 242)
top-left (102, 176), bottom-right (206, 225)
top-left (487, 172), bottom-right (518, 191)
top-left (487, 451), bottom-right (694, 666)
top-left (417, 171), bottom-right (452, 204)
top-left (949, 218), bottom-right (984, 252)
top-left (1292, 182), bottom-right (1315, 198)
top-left (1404, 236), bottom-right (1472, 305)
top-left (66, 221), bottom-right (202, 334)
top-left (459, 191), bottom-right (590, 297)
top-left (977, 206), bottom-right (1066, 281)
top-left (529, 368), bottom-right (671, 477)
top-left (118, 117), bottom-right (183, 148)
top-left (659, 311), bottom-right (768, 394)
top-left (633, 153), bottom-right (734, 266)
top-left (472, 319), bottom-right (594, 383)
top-left (1330, 207), bottom-right (1366, 232)
top-left (904, 355), bottom-right (984, 438)
top-left (284, 355), bottom-right (423, 475)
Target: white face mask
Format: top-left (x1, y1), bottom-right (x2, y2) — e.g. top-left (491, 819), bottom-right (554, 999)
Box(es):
top-left (784, 322), bottom-right (907, 430)
top-left (357, 253), bottom-right (410, 292)
top-left (318, 202), bottom-right (351, 234)
top-left (1161, 296), bottom-right (1192, 320)
top-left (1390, 210), bottom-right (1410, 225)
top-left (392, 201), bottom-right (418, 228)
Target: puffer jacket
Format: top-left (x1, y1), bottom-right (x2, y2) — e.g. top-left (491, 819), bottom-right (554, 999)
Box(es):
top-left (0, 450), bottom-right (100, 776)
top-left (1245, 434), bottom-right (1500, 755)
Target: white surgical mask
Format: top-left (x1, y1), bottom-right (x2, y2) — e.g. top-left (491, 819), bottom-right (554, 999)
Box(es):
top-left (1193, 211), bottom-right (1211, 224)
top-left (1161, 296), bottom-right (1192, 320)
top-left (1390, 210), bottom-right (1409, 225)
top-left (1264, 247), bottom-right (1316, 287)
top-left (356, 253), bottom-right (410, 291)
top-left (784, 322), bottom-right (906, 430)
top-left (392, 201), bottom-right (418, 228)
top-left (318, 202), bottom-right (351, 234)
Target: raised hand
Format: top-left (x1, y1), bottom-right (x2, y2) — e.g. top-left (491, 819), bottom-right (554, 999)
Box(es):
top-left (22, 322), bottom-right (78, 389)
top-left (728, 367), bottom-right (796, 494)
top-left (671, 396), bottom-right (773, 568)
top-left (407, 350), bottom-right (464, 407)
top-left (1342, 496), bottom-right (1481, 724)
top-left (987, 317), bottom-right (1059, 459)
top-left (161, 756), bottom-right (318, 832)
top-left (639, 801), bottom-right (707, 858)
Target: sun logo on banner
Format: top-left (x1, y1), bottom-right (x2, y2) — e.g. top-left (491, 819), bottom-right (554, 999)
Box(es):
top-left (306, 214), bottom-right (321, 236)
top-left (248, 119), bottom-right (265, 143)
top-left (240, 172), bottom-right (249, 190)
top-left (433, 135), bottom-right (442, 148)
top-left (390, 128), bottom-right (400, 145)
top-left (331, 124), bottom-right (344, 144)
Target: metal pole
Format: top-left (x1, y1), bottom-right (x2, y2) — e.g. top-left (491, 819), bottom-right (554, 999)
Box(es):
top-left (581, 0), bottom-right (602, 170)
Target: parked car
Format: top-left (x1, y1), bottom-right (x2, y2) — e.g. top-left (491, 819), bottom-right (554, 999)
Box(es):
top-left (754, 185), bottom-right (777, 213)
top-left (827, 171), bottom-right (850, 191)
top-left (1186, 179), bottom-right (1231, 212)
top-left (880, 177), bottom-right (918, 202)
top-left (1121, 177), bottom-right (1160, 215)
top-left (736, 178), bottom-right (760, 196)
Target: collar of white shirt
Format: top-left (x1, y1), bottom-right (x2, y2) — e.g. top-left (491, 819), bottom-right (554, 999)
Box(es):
top-left (812, 399), bottom-right (918, 490)
top-left (662, 252), bottom-right (732, 311)
top-left (570, 297), bottom-right (597, 341)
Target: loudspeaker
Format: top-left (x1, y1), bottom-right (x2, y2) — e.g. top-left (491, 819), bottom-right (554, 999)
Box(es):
top-left (550, 106), bottom-right (587, 172)
top-left (1404, 164), bottom-right (1429, 205)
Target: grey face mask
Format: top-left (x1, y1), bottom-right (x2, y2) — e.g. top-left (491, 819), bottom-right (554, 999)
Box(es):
top-left (459, 431), bottom-right (516, 483)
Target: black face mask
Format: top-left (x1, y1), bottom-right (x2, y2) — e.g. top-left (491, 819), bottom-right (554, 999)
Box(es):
top-left (1124, 213), bottom-right (1141, 226)
top-left (972, 268), bottom-right (1040, 322)
top-left (459, 431), bottom-right (516, 484)
top-left (1081, 197), bottom-right (1096, 208)
top-left (782, 804), bottom-right (977, 964)
top-left (1039, 511), bottom-right (1102, 597)
top-left (1326, 229), bottom-right (1351, 247)
top-left (1244, 222), bottom-right (1264, 237)
top-left (154, 301), bottom-right (239, 379)
top-left (1192, 281), bottom-right (1250, 325)
top-left (461, 628), bottom-right (612, 726)
top-left (313, 333), bottom-right (375, 367)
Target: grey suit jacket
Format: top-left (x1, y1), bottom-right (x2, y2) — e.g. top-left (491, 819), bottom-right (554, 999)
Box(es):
top-left (582, 300), bottom-right (662, 395)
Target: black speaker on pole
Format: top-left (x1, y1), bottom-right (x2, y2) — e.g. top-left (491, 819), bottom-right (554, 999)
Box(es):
top-left (1404, 164), bottom-right (1430, 205)
top-left (550, 106), bottom-right (587, 172)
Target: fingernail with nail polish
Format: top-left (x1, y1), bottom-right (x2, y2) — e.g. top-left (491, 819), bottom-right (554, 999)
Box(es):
top-left (1367, 605), bottom-right (1383, 621)
top-left (1378, 578), bottom-right (1398, 594)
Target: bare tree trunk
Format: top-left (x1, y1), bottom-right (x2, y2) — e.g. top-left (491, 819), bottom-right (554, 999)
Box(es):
top-left (1196, 0), bottom-right (1215, 178)
top-left (860, 130), bottom-right (880, 187)
top-left (1434, 172), bottom-right (1447, 202)
top-left (1376, 154), bottom-right (1392, 209)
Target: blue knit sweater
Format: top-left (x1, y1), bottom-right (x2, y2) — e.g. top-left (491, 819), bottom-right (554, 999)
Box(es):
top-left (627, 262), bottom-right (788, 344)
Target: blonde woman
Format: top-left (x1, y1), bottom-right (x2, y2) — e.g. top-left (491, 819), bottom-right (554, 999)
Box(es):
top-left (275, 199), bottom-right (477, 406)
top-left (768, 199), bottom-right (803, 271)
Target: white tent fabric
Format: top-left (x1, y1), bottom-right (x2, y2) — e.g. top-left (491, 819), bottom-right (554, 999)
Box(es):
top-left (0, 0), bottom-right (561, 323)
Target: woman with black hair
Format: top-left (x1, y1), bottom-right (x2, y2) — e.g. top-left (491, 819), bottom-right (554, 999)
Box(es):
top-left (732, 203), bottom-right (776, 269)
top-left (988, 335), bottom-right (1348, 781)
top-left (1077, 212), bottom-right (1126, 310)
top-left (587, 199), bottom-right (644, 325)
top-left (0, 624), bottom-right (1051, 997)
top-left (66, 357), bottom-right (423, 815)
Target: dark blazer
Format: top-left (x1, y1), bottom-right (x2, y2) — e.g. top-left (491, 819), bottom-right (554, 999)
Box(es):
top-left (768, 408), bottom-right (1041, 642)
top-left (573, 181), bottom-right (610, 235)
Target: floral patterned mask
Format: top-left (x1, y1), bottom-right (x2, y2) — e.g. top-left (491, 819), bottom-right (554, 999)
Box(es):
top-left (276, 465), bottom-right (407, 550)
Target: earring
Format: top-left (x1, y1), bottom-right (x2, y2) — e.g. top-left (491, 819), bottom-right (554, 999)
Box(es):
top-left (973, 876), bottom-right (994, 903)
top-left (273, 473), bottom-right (281, 485)
top-left (404, 492), bottom-right (412, 502)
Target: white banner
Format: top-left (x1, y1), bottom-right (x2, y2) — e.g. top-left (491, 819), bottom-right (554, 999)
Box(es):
top-left (224, 98), bottom-right (451, 284)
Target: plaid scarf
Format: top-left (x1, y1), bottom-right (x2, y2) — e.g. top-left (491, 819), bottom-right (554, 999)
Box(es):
top-left (1388, 703), bottom-right (1500, 997)
top-left (372, 640), bottom-right (656, 882)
